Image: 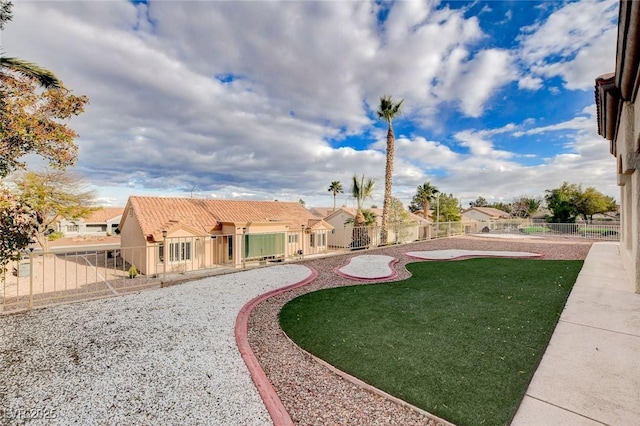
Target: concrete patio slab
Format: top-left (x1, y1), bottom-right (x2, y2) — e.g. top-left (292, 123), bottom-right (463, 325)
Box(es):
top-left (335, 255), bottom-right (398, 281)
top-left (405, 249), bottom-right (542, 260)
top-left (512, 242), bottom-right (640, 425)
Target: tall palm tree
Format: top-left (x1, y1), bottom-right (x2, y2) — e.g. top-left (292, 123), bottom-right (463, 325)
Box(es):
top-left (412, 182), bottom-right (439, 219)
top-left (377, 95), bottom-right (403, 244)
top-left (0, 1), bottom-right (60, 89)
top-left (327, 181), bottom-right (344, 211)
top-left (350, 174), bottom-right (374, 227)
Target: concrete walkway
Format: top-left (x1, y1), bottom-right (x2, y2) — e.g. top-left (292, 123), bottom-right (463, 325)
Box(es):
top-left (512, 242), bottom-right (640, 425)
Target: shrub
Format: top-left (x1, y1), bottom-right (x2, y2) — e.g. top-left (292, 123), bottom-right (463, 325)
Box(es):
top-left (47, 231), bottom-right (64, 241)
top-left (128, 265), bottom-right (138, 278)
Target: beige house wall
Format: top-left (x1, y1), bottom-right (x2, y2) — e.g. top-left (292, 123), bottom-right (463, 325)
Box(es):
top-left (615, 102), bottom-right (640, 292)
top-left (119, 212), bottom-right (151, 275)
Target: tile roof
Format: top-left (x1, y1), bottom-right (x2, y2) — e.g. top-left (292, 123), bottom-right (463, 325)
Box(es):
top-left (86, 207), bottom-right (124, 223)
top-left (463, 207), bottom-right (511, 218)
top-left (124, 196), bottom-right (332, 241)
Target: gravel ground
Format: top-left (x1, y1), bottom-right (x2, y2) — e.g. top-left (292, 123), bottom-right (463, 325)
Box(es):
top-left (248, 235), bottom-right (593, 426)
top-left (0, 264), bottom-right (312, 426)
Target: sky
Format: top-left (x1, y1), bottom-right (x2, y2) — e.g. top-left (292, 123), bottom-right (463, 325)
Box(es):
top-left (2, 0), bottom-right (620, 210)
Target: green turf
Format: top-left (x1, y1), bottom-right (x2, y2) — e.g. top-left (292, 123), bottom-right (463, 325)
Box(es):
top-left (520, 226), bottom-right (550, 234)
top-left (279, 258), bottom-right (583, 426)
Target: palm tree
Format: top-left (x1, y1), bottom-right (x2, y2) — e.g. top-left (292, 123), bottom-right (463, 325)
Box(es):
top-left (327, 181), bottom-right (343, 211)
top-left (350, 174), bottom-right (375, 249)
top-left (350, 174), bottom-right (375, 226)
top-left (0, 1), bottom-right (61, 89)
top-left (412, 182), bottom-right (439, 219)
top-left (377, 95), bottom-right (403, 244)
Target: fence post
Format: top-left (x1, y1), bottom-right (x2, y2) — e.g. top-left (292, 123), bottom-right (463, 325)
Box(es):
top-left (29, 251), bottom-right (34, 309)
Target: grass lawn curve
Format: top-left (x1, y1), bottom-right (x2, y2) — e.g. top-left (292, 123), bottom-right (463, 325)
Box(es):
top-left (279, 258), bottom-right (583, 426)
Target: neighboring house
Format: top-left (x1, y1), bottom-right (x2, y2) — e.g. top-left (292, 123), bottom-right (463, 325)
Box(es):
top-left (595, 0), bottom-right (640, 293)
top-left (309, 207), bottom-right (339, 218)
top-left (461, 207), bottom-right (511, 222)
top-left (57, 207), bottom-right (124, 237)
top-left (118, 196), bottom-right (332, 275)
top-left (321, 207), bottom-right (420, 248)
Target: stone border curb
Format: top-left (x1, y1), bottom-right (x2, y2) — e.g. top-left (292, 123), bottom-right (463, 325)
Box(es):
top-left (235, 267), bottom-right (319, 426)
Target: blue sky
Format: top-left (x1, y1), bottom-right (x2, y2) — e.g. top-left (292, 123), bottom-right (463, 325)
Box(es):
top-left (3, 0), bottom-right (619, 209)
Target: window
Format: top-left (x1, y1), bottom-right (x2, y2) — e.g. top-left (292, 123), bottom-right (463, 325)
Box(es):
top-left (158, 243), bottom-right (164, 263)
top-left (288, 234), bottom-right (298, 244)
top-left (168, 241), bottom-right (191, 262)
top-left (67, 224), bottom-right (79, 233)
top-left (310, 232), bottom-right (326, 247)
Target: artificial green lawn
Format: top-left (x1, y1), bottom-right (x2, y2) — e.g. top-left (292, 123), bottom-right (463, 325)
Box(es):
top-left (279, 258), bottom-right (583, 426)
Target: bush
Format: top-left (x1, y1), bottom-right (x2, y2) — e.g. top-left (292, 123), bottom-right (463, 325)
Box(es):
top-left (47, 231), bottom-right (64, 241)
top-left (547, 223), bottom-right (578, 233)
top-left (128, 265), bottom-right (138, 279)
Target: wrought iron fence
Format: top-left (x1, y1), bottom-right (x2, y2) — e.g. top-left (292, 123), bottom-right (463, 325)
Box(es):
top-left (1, 220), bottom-right (619, 313)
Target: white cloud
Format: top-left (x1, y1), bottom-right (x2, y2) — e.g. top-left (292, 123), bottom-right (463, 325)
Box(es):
top-left (517, 0), bottom-right (618, 90)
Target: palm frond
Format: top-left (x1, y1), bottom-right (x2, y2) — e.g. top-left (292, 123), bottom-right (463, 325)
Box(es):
top-left (1, 57), bottom-right (61, 89)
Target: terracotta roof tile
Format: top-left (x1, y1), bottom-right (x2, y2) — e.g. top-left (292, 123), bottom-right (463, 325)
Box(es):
top-left (85, 207), bottom-right (124, 223)
top-left (125, 196), bottom-right (332, 241)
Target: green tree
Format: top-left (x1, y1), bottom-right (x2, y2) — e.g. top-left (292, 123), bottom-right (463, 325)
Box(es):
top-left (377, 95), bottom-right (403, 244)
top-left (350, 174), bottom-right (375, 227)
top-left (298, 198), bottom-right (306, 207)
top-left (574, 187), bottom-right (617, 222)
top-left (327, 181), bottom-right (343, 211)
top-left (545, 183), bottom-right (579, 223)
top-left (469, 196), bottom-right (490, 207)
top-left (435, 193), bottom-right (462, 222)
top-left (12, 170), bottom-right (97, 251)
top-left (409, 181), bottom-right (439, 219)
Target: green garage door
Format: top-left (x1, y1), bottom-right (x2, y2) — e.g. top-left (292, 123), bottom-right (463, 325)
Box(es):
top-left (244, 233), bottom-right (285, 259)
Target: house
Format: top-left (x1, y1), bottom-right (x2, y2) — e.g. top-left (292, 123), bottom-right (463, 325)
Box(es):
top-left (461, 207), bottom-right (510, 222)
top-left (320, 207), bottom-right (422, 248)
top-left (118, 196), bottom-right (332, 275)
top-left (57, 207), bottom-right (124, 237)
top-left (595, 0), bottom-right (640, 293)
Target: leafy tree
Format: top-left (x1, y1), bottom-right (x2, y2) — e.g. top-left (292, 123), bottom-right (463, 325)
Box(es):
top-left (377, 95), bottom-right (403, 244)
top-left (409, 181), bottom-right (439, 219)
top-left (298, 198), bottom-right (306, 207)
top-left (491, 202), bottom-right (513, 214)
top-left (545, 183), bottom-right (579, 223)
top-left (435, 193), bottom-right (462, 222)
top-left (12, 170), bottom-right (97, 251)
top-left (0, 1), bottom-right (88, 267)
top-left (1, 74), bottom-right (88, 177)
top-left (544, 182), bottom-right (616, 223)
top-left (327, 180), bottom-right (343, 211)
top-left (511, 196), bottom-right (542, 218)
top-left (574, 187), bottom-right (617, 221)
top-left (469, 196), bottom-right (490, 207)
top-left (0, 190), bottom-right (38, 271)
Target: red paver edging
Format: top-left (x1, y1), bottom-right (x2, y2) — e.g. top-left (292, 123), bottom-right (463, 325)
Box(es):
top-left (334, 256), bottom-right (400, 281)
top-left (235, 267), bottom-right (318, 426)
